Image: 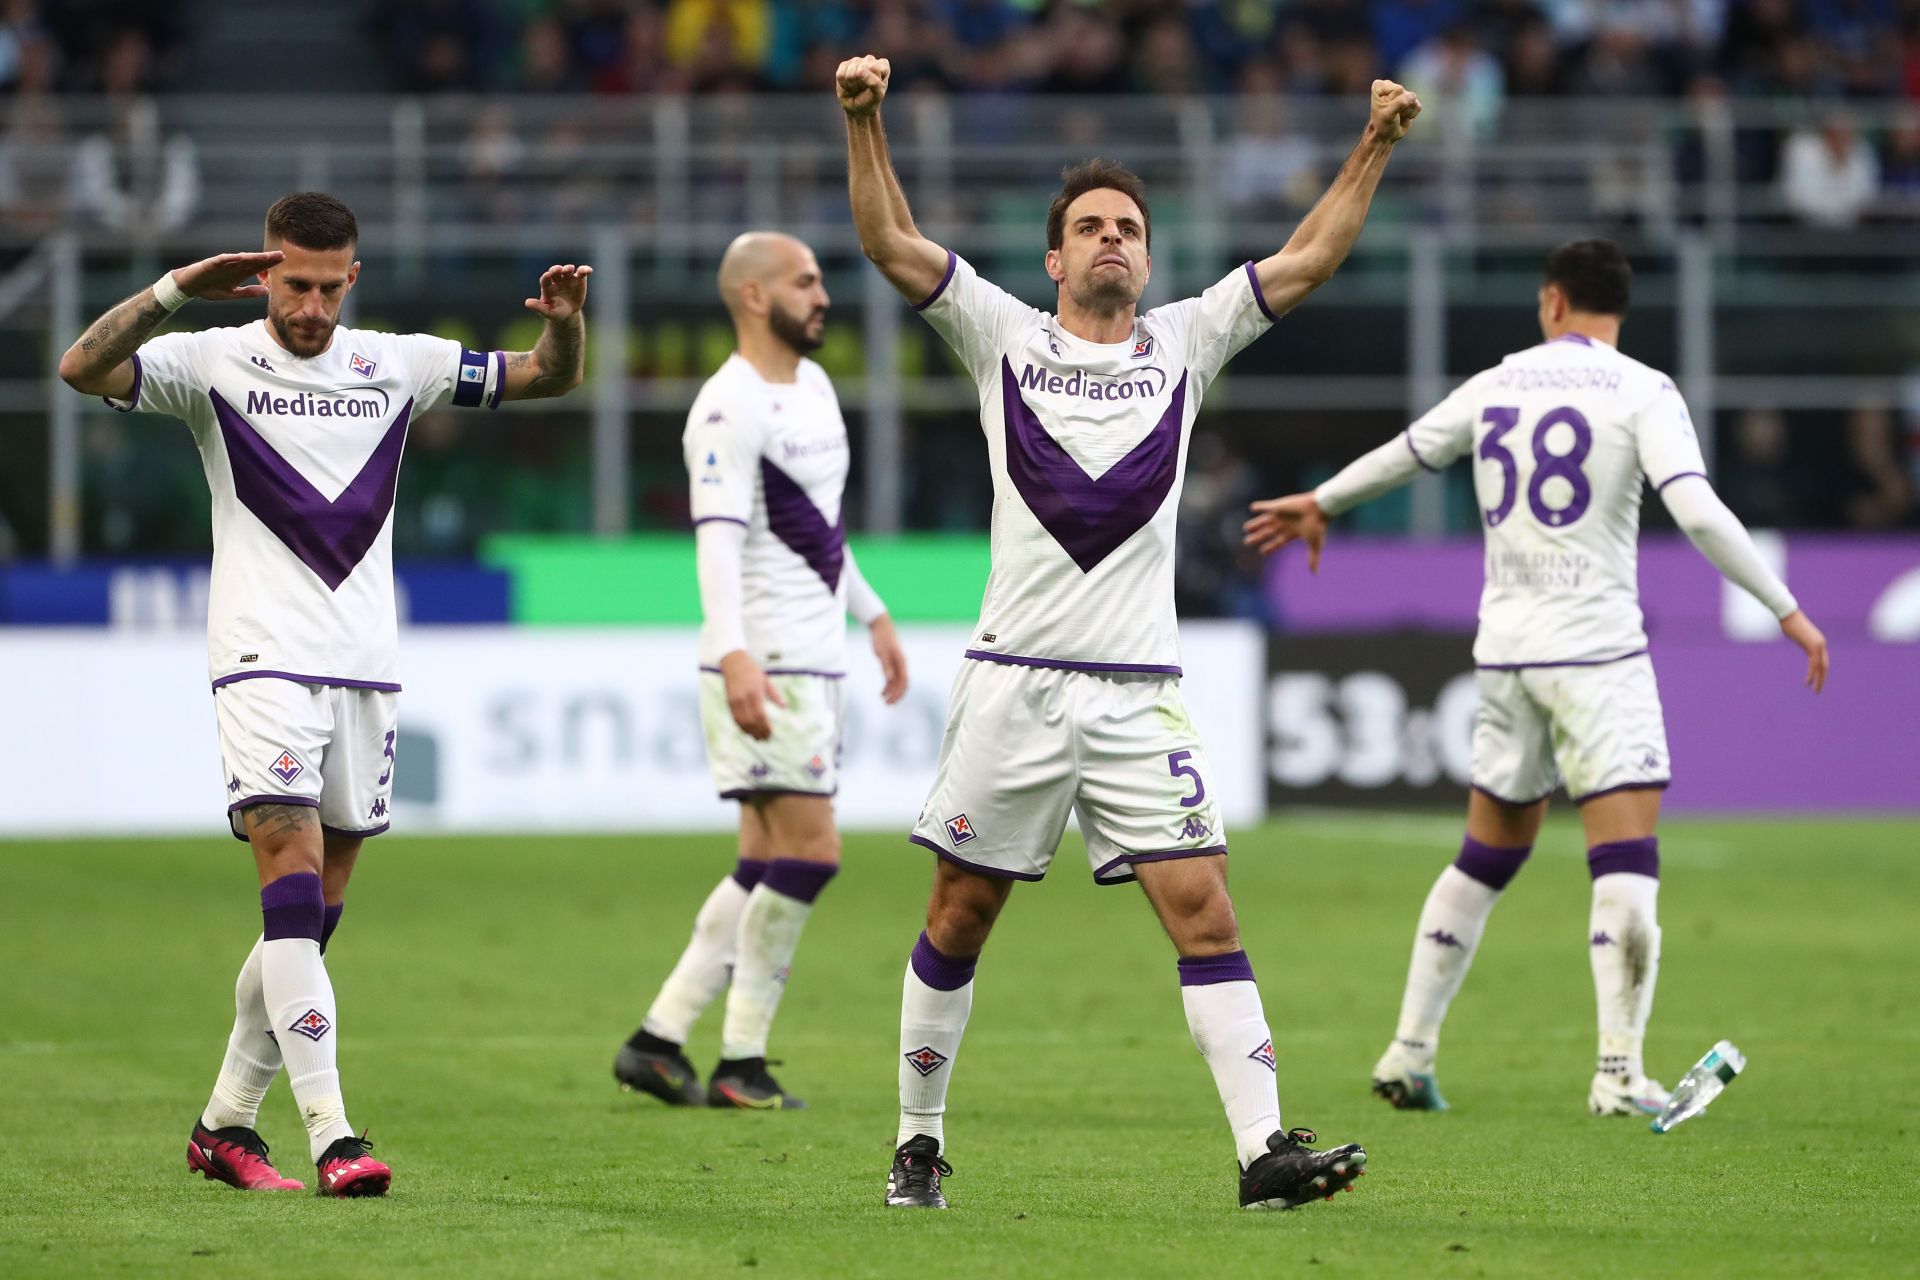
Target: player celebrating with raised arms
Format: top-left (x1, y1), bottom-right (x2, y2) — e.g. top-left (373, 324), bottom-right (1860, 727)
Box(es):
top-left (1243, 239), bottom-right (1828, 1118)
top-left (838, 55), bottom-right (1419, 1210)
top-left (615, 231), bottom-right (907, 1110)
top-left (58, 192), bottom-right (590, 1196)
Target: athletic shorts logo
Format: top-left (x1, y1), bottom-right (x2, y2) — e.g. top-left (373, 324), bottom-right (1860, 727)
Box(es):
top-left (1180, 816), bottom-right (1212, 841)
top-left (368, 797), bottom-right (388, 820)
top-left (268, 751), bottom-right (303, 785)
top-left (1248, 1039), bottom-right (1277, 1072)
top-left (945, 814), bottom-right (976, 846)
top-left (349, 353), bottom-right (377, 379)
top-left (903, 1045), bottom-right (949, 1077)
top-left (289, 1008), bottom-right (332, 1041)
top-left (749, 763), bottom-right (771, 780)
top-left (807, 755), bottom-right (827, 778)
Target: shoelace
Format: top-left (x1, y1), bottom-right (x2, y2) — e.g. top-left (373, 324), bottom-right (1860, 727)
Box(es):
top-left (898, 1152), bottom-right (953, 1191)
top-left (1283, 1127), bottom-right (1319, 1149)
top-left (212, 1127), bottom-right (272, 1159)
top-left (323, 1134), bottom-right (376, 1163)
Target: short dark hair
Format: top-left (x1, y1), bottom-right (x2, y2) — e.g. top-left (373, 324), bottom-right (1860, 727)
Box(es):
top-left (1543, 238), bottom-right (1630, 315)
top-left (264, 191), bottom-right (359, 252)
top-left (1046, 158), bottom-right (1151, 251)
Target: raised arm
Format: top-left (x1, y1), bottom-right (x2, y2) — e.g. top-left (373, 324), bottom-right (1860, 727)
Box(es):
top-left (500, 263), bottom-right (591, 401)
top-left (57, 251), bottom-right (284, 399)
top-left (836, 54), bottom-right (950, 304)
top-left (1249, 81), bottom-right (1421, 320)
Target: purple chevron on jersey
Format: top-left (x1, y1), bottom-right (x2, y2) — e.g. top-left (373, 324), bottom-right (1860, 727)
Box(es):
top-left (1000, 357), bottom-right (1186, 573)
top-left (759, 456), bottom-right (844, 590)
top-left (212, 389), bottom-right (412, 592)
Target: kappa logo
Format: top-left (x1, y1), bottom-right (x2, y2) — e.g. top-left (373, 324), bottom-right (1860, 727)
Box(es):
top-left (1180, 816), bottom-right (1212, 841)
top-left (228, 775), bottom-right (242, 795)
top-left (749, 763), bottom-right (771, 779)
top-left (368, 797), bottom-right (388, 820)
top-left (1426, 929), bottom-right (1466, 950)
top-left (903, 1045), bottom-right (949, 1077)
top-left (349, 353), bottom-right (377, 379)
top-left (250, 355), bottom-right (275, 372)
top-left (945, 814), bottom-right (976, 846)
top-left (1590, 931), bottom-right (1616, 947)
top-left (1247, 1039), bottom-right (1277, 1072)
top-left (288, 1008), bottom-right (331, 1041)
top-left (1131, 336), bottom-right (1154, 359)
top-left (268, 751), bottom-right (303, 785)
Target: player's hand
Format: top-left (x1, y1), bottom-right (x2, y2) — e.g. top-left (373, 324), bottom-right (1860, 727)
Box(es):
top-left (525, 264), bottom-right (592, 320)
top-left (1369, 79), bottom-right (1422, 144)
top-left (836, 55), bottom-right (891, 118)
top-left (1780, 609), bottom-right (1829, 694)
top-left (720, 650), bottom-right (786, 741)
top-left (172, 251), bottom-right (284, 302)
top-left (1243, 493), bottom-right (1330, 571)
top-left (869, 615), bottom-right (909, 705)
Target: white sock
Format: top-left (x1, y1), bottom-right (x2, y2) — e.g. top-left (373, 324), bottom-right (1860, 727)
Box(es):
top-left (1391, 866), bottom-right (1504, 1065)
top-left (642, 871), bottom-right (753, 1044)
top-left (898, 932), bottom-right (975, 1151)
top-left (201, 935), bottom-right (281, 1131)
top-left (1178, 952), bottom-right (1281, 1168)
top-left (1589, 869), bottom-right (1661, 1080)
top-left (259, 872), bottom-right (353, 1161)
top-left (719, 860), bottom-right (836, 1061)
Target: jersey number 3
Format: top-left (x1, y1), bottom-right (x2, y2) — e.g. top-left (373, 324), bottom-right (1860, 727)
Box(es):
top-left (1478, 405), bottom-right (1592, 529)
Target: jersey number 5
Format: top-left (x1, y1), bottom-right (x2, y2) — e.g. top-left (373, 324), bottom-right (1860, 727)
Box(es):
top-left (1478, 405), bottom-right (1593, 530)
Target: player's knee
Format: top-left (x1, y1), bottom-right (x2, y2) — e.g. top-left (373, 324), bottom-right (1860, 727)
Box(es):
top-left (1169, 887), bottom-right (1240, 954)
top-left (926, 887), bottom-right (1001, 954)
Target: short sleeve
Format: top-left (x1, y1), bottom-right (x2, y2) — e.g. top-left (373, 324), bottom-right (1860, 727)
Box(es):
top-left (1635, 379), bottom-right (1709, 491)
top-left (1153, 262), bottom-right (1276, 390)
top-left (400, 334), bottom-right (506, 415)
top-left (684, 394), bottom-right (768, 527)
top-left (910, 251), bottom-right (1044, 381)
top-left (104, 330), bottom-right (202, 420)
top-left (1404, 378), bottom-right (1480, 472)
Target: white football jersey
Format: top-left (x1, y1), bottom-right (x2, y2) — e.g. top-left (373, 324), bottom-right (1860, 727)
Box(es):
top-left (914, 252), bottom-right (1273, 674)
top-left (107, 319), bottom-right (505, 688)
top-left (684, 354), bottom-right (854, 673)
top-left (1401, 334), bottom-right (1708, 665)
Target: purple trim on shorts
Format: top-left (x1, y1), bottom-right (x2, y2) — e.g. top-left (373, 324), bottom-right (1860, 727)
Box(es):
top-left (731, 858), bottom-right (768, 892)
top-left (227, 794), bottom-right (319, 815)
top-left (1404, 429), bottom-right (1441, 474)
top-left (488, 350), bottom-right (507, 409)
top-left (322, 821), bottom-right (390, 840)
top-left (908, 833), bottom-right (1045, 882)
top-left (692, 515), bottom-right (749, 528)
top-left (909, 250), bottom-right (958, 311)
top-left (762, 857), bottom-right (838, 905)
top-left (1177, 949), bottom-right (1256, 987)
top-left (1243, 260), bottom-right (1277, 324)
top-left (1092, 843), bottom-right (1228, 883)
top-left (1587, 836), bottom-right (1660, 880)
top-left (103, 352), bottom-right (145, 413)
top-left (261, 872), bottom-right (324, 943)
top-left (1476, 649), bottom-right (1647, 672)
top-left (1470, 782), bottom-right (1554, 809)
top-left (963, 650), bottom-right (1182, 677)
top-left (1571, 779), bottom-right (1670, 806)
top-left (910, 930), bottom-right (978, 991)
top-left (1453, 836), bottom-right (1532, 891)
top-left (1654, 471), bottom-right (1707, 494)
top-left (320, 903), bottom-right (344, 954)
top-left (698, 666), bottom-right (845, 678)
top-left (719, 787), bottom-right (837, 802)
top-left (211, 670), bottom-right (403, 693)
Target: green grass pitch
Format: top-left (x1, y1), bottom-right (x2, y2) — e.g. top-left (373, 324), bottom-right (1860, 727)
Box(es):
top-left (2, 814), bottom-right (1915, 1279)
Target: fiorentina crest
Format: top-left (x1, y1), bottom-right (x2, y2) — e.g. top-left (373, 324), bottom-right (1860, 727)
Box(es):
top-left (349, 352), bottom-right (377, 379)
top-left (289, 1008), bottom-right (332, 1041)
top-left (1247, 1039), bottom-right (1277, 1072)
top-left (268, 751), bottom-right (303, 785)
top-left (903, 1045), bottom-right (949, 1077)
top-left (944, 814), bottom-right (976, 846)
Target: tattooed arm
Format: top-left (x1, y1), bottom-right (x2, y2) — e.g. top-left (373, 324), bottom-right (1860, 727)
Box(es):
top-left (501, 263), bottom-right (591, 401)
top-left (57, 251), bottom-right (282, 399)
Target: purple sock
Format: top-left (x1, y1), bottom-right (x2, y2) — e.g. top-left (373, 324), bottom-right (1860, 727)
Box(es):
top-left (731, 858), bottom-right (768, 892)
top-left (1176, 950), bottom-right (1256, 986)
top-left (910, 931), bottom-right (978, 991)
top-left (320, 903), bottom-right (344, 954)
top-left (260, 872), bottom-right (324, 943)
top-left (1588, 837), bottom-right (1659, 879)
top-left (761, 858), bottom-right (837, 904)
top-left (1453, 836), bottom-right (1532, 890)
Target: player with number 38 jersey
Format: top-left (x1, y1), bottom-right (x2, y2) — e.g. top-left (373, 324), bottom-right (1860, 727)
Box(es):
top-left (1244, 240), bottom-right (1829, 1125)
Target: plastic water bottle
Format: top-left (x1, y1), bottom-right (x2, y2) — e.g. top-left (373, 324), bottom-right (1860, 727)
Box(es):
top-left (1651, 1040), bottom-right (1746, 1134)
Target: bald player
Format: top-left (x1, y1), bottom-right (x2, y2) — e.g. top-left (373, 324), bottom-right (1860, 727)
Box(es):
top-left (615, 232), bottom-right (909, 1110)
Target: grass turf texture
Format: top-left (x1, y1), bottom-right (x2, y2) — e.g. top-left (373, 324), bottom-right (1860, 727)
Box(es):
top-left (1, 815), bottom-right (1914, 1279)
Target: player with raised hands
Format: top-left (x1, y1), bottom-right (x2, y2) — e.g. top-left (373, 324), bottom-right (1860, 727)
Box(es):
top-left (839, 53), bottom-right (1419, 1210)
top-left (1245, 239), bottom-right (1828, 1119)
top-left (58, 191), bottom-right (590, 1196)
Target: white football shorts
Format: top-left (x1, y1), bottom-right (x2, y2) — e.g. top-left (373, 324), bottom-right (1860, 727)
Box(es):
top-left (214, 678), bottom-right (399, 840)
top-left (699, 670), bottom-right (843, 801)
top-left (909, 659), bottom-right (1226, 885)
top-left (1471, 653), bottom-right (1670, 806)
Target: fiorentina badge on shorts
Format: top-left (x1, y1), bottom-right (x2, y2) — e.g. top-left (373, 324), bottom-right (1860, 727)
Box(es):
top-left (349, 352), bottom-right (377, 379)
top-left (1247, 1039), bottom-right (1277, 1072)
top-left (903, 1045), bottom-right (949, 1077)
top-left (268, 750), bottom-right (304, 785)
top-left (944, 814), bottom-right (976, 846)
top-left (289, 1008), bottom-right (332, 1042)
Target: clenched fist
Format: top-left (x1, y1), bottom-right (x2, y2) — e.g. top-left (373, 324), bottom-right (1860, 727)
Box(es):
top-left (836, 55), bottom-right (891, 118)
top-left (1369, 79), bottom-right (1422, 144)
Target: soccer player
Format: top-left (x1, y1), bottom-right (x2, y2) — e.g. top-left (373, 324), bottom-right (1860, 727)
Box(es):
top-left (1243, 239), bottom-right (1829, 1118)
top-left (614, 231), bottom-right (908, 1111)
top-left (837, 55), bottom-right (1420, 1210)
top-left (57, 192), bottom-right (591, 1194)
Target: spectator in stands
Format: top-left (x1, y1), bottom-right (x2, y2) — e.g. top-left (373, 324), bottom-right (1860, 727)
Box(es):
top-left (0, 91), bottom-right (70, 234)
top-left (1400, 22), bottom-right (1505, 138)
top-left (1371, 0), bottom-right (1464, 75)
top-left (1721, 407), bottom-right (1805, 528)
top-left (1133, 13), bottom-right (1202, 97)
top-left (382, 0), bottom-right (502, 93)
top-left (1039, 4), bottom-right (1129, 95)
top-left (665, 0), bottom-right (772, 90)
top-left (1221, 64), bottom-right (1323, 216)
top-left (1842, 402), bottom-right (1916, 527)
top-left (515, 15), bottom-right (588, 93)
top-left (1780, 109), bottom-right (1879, 227)
top-left (0, 0), bottom-right (48, 94)
top-left (1875, 107), bottom-right (1920, 214)
top-left (69, 98), bottom-right (199, 238)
